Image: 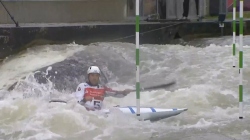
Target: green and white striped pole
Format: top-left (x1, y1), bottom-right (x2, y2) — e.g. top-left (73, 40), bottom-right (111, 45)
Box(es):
top-left (239, 0), bottom-right (244, 119)
top-left (136, 0), bottom-right (140, 116)
top-left (233, 0), bottom-right (236, 67)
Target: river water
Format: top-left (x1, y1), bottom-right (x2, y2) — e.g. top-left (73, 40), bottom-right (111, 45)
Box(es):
top-left (0, 36), bottom-right (250, 140)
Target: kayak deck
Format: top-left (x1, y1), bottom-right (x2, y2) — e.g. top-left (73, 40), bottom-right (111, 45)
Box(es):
top-left (104, 106), bottom-right (188, 121)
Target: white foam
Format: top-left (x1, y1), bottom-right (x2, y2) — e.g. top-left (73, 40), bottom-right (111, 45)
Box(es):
top-left (242, 130), bottom-right (250, 136)
top-left (182, 118), bottom-right (217, 129)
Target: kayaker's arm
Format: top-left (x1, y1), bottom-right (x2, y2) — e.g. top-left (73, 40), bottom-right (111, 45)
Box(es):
top-left (74, 83), bottom-right (86, 102)
top-left (104, 86), bottom-right (132, 98)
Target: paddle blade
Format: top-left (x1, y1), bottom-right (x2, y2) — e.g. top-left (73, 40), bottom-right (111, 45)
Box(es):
top-left (131, 81), bottom-right (176, 92)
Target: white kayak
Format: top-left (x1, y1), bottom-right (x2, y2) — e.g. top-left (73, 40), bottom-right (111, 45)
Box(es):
top-left (49, 100), bottom-right (187, 121)
top-left (103, 106), bottom-right (188, 121)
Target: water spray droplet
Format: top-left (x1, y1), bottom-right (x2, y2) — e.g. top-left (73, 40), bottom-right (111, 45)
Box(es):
top-left (45, 66), bottom-right (52, 75)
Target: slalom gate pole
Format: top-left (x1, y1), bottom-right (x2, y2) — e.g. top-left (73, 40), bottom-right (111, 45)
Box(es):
top-left (136, 0), bottom-right (140, 116)
top-left (233, 0), bottom-right (236, 67)
top-left (239, 0), bottom-right (244, 119)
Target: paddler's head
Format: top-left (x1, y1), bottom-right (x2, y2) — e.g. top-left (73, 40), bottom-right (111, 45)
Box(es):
top-left (87, 66), bottom-right (100, 86)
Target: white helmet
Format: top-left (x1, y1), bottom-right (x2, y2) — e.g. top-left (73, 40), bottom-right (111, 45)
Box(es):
top-left (87, 66), bottom-right (100, 75)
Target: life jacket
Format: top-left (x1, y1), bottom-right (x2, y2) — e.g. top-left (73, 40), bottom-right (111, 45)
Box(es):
top-left (81, 82), bottom-right (106, 110)
top-left (75, 82), bottom-right (116, 110)
top-left (83, 87), bottom-right (106, 101)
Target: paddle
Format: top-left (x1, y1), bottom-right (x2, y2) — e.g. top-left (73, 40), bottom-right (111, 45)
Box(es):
top-left (49, 81), bottom-right (176, 103)
top-left (131, 81), bottom-right (176, 92)
top-left (49, 99), bottom-right (67, 103)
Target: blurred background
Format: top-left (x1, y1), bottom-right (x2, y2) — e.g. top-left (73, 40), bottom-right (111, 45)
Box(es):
top-left (0, 0), bottom-right (250, 24)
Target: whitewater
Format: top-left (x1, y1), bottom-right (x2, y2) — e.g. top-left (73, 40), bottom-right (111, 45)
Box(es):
top-left (0, 36), bottom-right (250, 140)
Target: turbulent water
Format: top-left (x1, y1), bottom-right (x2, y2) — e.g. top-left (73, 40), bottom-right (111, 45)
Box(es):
top-left (0, 36), bottom-right (250, 140)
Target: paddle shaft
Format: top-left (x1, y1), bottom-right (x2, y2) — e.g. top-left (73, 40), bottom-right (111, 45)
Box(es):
top-left (49, 81), bottom-right (176, 103)
top-left (49, 99), bottom-right (67, 103)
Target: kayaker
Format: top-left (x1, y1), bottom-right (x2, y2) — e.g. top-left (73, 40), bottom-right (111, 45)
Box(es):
top-left (74, 66), bottom-right (132, 111)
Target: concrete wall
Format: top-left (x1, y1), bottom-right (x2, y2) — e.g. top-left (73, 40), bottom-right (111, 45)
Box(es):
top-left (1, 20), bottom-right (250, 60)
top-left (0, 0), bottom-right (127, 24)
top-left (0, 22), bottom-right (180, 60)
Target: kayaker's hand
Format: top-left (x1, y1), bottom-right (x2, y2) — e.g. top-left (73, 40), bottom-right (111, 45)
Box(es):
top-left (122, 89), bottom-right (132, 95)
